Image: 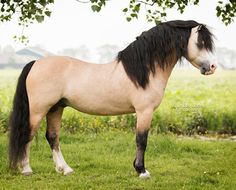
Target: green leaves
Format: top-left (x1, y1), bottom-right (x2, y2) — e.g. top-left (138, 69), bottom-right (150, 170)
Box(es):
top-left (134, 3), bottom-right (140, 12)
top-left (123, 8), bottom-right (128, 13)
top-left (91, 5), bottom-right (101, 12)
top-left (216, 1), bottom-right (236, 25)
top-left (90, 0), bottom-right (106, 12)
top-left (121, 0), bottom-right (235, 26)
top-left (35, 15), bottom-right (44, 23)
top-left (0, 0), bottom-right (235, 27)
top-left (44, 10), bottom-right (51, 17)
top-left (126, 17), bottom-right (131, 22)
top-left (13, 35), bottom-right (29, 45)
top-left (0, 0), bottom-right (54, 24)
top-left (0, 0), bottom-right (54, 43)
top-left (123, 1), bottom-right (141, 22)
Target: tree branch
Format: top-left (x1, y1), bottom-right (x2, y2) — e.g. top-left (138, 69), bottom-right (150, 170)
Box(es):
top-left (75, 0), bottom-right (90, 3)
top-left (136, 0), bottom-right (157, 6)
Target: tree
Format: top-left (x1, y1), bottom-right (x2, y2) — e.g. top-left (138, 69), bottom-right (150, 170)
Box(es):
top-left (0, 0), bottom-right (235, 31)
top-left (0, 0), bottom-right (53, 24)
top-left (0, 0), bottom-right (54, 42)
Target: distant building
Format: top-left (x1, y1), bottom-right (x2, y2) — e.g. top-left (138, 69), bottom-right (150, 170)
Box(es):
top-left (0, 46), bottom-right (54, 69)
top-left (16, 46), bottom-right (54, 63)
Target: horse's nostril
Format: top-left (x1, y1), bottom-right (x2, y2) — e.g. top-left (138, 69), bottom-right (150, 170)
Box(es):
top-left (211, 64), bottom-right (216, 70)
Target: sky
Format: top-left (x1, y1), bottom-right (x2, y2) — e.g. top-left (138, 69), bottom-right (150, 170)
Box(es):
top-left (0, 0), bottom-right (236, 62)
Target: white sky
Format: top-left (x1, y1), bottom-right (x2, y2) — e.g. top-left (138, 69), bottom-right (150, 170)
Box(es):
top-left (0, 0), bottom-right (236, 58)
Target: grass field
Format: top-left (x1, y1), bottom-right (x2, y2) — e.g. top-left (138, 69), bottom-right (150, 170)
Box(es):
top-left (0, 131), bottom-right (236, 190)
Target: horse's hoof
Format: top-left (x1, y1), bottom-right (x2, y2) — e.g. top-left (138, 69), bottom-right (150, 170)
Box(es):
top-left (139, 170), bottom-right (150, 179)
top-left (21, 167), bottom-right (33, 176)
top-left (22, 169), bottom-right (33, 176)
top-left (55, 165), bottom-right (74, 175)
top-left (63, 166), bottom-right (74, 176)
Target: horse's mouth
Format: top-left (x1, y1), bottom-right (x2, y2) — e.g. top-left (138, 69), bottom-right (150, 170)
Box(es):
top-left (205, 70), bottom-right (215, 75)
top-left (200, 68), bottom-right (215, 75)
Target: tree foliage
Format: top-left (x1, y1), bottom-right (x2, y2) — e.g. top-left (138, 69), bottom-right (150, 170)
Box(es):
top-left (216, 0), bottom-right (236, 25)
top-left (0, 0), bottom-right (53, 24)
top-left (0, 0), bottom-right (235, 35)
top-left (86, 0), bottom-right (236, 25)
top-left (0, 0), bottom-right (54, 42)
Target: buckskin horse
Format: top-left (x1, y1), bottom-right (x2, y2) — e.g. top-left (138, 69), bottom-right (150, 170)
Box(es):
top-left (9, 20), bottom-right (216, 178)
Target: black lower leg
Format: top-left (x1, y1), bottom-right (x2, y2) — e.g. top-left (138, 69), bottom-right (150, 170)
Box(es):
top-left (45, 131), bottom-right (59, 151)
top-left (133, 130), bottom-right (149, 174)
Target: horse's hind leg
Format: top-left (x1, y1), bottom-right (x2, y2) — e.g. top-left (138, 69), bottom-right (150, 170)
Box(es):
top-left (21, 113), bottom-right (44, 175)
top-left (46, 107), bottom-right (73, 175)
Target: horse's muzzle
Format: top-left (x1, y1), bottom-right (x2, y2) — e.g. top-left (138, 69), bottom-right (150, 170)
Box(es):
top-left (200, 62), bottom-right (217, 75)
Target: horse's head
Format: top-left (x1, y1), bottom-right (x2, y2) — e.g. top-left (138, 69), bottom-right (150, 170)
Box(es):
top-left (186, 24), bottom-right (216, 75)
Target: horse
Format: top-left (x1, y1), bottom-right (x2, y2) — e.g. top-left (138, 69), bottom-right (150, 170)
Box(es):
top-left (9, 20), bottom-right (216, 178)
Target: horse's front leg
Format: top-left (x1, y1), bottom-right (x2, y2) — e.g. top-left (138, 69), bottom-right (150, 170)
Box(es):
top-left (133, 109), bottom-right (153, 178)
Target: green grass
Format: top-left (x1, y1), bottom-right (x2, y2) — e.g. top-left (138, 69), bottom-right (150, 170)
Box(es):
top-left (0, 131), bottom-right (235, 190)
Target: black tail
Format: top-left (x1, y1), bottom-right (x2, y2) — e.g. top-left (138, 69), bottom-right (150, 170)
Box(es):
top-left (9, 60), bottom-right (35, 169)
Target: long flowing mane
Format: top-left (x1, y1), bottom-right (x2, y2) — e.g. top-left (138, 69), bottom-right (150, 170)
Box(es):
top-left (117, 20), bottom-right (214, 88)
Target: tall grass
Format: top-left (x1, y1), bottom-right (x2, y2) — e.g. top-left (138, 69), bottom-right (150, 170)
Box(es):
top-left (0, 69), bottom-right (235, 135)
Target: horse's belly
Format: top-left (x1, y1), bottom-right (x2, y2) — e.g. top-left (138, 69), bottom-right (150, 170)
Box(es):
top-left (67, 96), bottom-right (135, 116)
top-left (65, 84), bottom-right (135, 116)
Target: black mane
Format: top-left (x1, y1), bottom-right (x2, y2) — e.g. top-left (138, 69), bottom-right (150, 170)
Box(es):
top-left (117, 20), bottom-right (214, 88)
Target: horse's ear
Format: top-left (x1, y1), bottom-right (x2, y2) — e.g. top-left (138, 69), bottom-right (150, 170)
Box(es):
top-left (197, 24), bottom-right (206, 32)
top-left (197, 25), bottom-right (203, 31)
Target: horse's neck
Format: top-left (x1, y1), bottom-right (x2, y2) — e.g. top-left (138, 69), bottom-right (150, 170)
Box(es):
top-left (151, 61), bottom-right (176, 87)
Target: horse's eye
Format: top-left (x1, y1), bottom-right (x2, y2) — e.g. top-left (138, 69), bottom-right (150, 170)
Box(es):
top-left (196, 41), bottom-right (204, 49)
